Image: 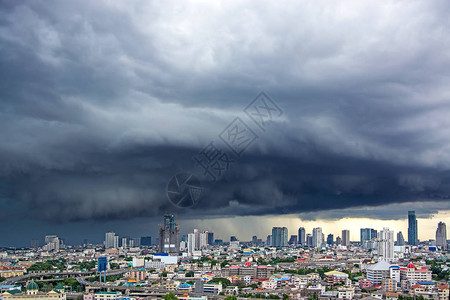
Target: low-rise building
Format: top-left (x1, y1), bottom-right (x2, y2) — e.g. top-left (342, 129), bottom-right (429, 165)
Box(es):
top-left (366, 261), bottom-right (391, 284)
top-left (2, 281), bottom-right (66, 300)
top-left (337, 286), bottom-right (355, 299)
top-left (202, 283), bottom-right (222, 294)
top-left (324, 270), bottom-right (349, 284)
top-left (438, 285), bottom-right (449, 300)
top-left (94, 292), bottom-right (122, 300)
top-left (400, 263), bottom-right (432, 284)
top-left (262, 280), bottom-right (277, 290)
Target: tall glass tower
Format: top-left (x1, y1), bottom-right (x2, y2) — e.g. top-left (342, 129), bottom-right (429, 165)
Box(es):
top-left (159, 214), bottom-right (180, 253)
top-left (408, 211), bottom-right (418, 246)
top-left (272, 227), bottom-right (288, 247)
top-left (298, 227), bottom-right (306, 245)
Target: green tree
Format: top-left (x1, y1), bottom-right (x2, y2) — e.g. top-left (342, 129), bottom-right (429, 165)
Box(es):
top-left (162, 293), bottom-right (178, 300)
top-left (224, 296), bottom-right (237, 300)
top-left (221, 260), bottom-right (229, 268)
top-left (208, 277), bottom-right (231, 287)
top-left (185, 271), bottom-right (194, 277)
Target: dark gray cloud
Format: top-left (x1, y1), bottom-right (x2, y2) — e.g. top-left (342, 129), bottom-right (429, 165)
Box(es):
top-left (1, 0), bottom-right (450, 245)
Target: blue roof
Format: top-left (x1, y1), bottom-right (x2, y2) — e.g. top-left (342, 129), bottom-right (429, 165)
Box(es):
top-left (418, 281), bottom-right (435, 285)
top-left (178, 283), bottom-right (192, 288)
top-left (274, 276), bottom-right (290, 281)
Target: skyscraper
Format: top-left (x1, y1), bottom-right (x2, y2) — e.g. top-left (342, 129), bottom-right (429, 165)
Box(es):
top-left (272, 227), bottom-right (288, 247)
top-left (266, 235), bottom-right (272, 246)
top-left (159, 214), bottom-right (180, 253)
top-left (200, 231), bottom-right (208, 248)
top-left (371, 229), bottom-right (378, 239)
top-left (187, 232), bottom-right (195, 254)
top-left (408, 211), bottom-right (418, 246)
top-left (289, 235), bottom-right (298, 245)
top-left (342, 230), bottom-right (350, 246)
top-left (326, 234), bottom-right (334, 245)
top-left (298, 227), bottom-right (306, 245)
top-left (44, 235), bottom-right (60, 251)
top-left (396, 231), bottom-right (405, 246)
top-left (207, 232), bottom-right (214, 245)
top-left (312, 227), bottom-right (323, 248)
top-left (361, 228), bottom-right (374, 244)
top-left (436, 222), bottom-right (447, 250)
top-left (105, 231), bottom-right (119, 249)
top-left (306, 233), bottom-right (313, 247)
top-left (378, 227), bottom-right (394, 261)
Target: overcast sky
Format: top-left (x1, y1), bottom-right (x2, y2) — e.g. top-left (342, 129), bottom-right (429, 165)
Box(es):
top-left (1, 0), bottom-right (449, 246)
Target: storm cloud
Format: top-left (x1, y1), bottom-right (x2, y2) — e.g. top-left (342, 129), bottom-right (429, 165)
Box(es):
top-left (1, 0), bottom-right (450, 243)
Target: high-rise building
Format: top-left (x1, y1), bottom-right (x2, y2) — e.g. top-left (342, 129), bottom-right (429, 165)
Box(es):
top-left (266, 235), bottom-right (272, 246)
top-left (105, 231), bottom-right (119, 249)
top-left (396, 232), bottom-right (405, 246)
top-left (43, 235), bottom-right (60, 251)
top-left (121, 237), bottom-right (128, 248)
top-left (131, 238), bottom-right (140, 248)
top-left (200, 231), bottom-right (208, 248)
top-left (378, 227), bottom-right (394, 261)
top-left (342, 230), bottom-right (350, 246)
top-left (306, 234), bottom-right (313, 247)
top-left (187, 232), bottom-right (195, 254)
top-left (272, 227), bottom-right (288, 247)
top-left (298, 227), bottom-right (306, 245)
top-left (360, 228), bottom-right (375, 244)
top-left (230, 236), bottom-right (238, 242)
top-left (408, 211), bottom-right (418, 246)
top-left (326, 234), bottom-right (334, 245)
top-left (207, 232), bottom-right (214, 245)
top-left (252, 236), bottom-right (258, 245)
top-left (159, 214), bottom-right (180, 253)
top-left (312, 227), bottom-right (323, 248)
top-left (289, 235), bottom-right (298, 245)
top-left (371, 229), bottom-right (378, 239)
top-left (436, 222), bottom-right (447, 250)
top-left (140, 236), bottom-right (152, 246)
top-left (336, 236), bottom-right (342, 246)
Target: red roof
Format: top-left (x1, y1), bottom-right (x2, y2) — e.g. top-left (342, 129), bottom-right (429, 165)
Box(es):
top-left (251, 278), bottom-right (268, 282)
top-left (438, 285), bottom-right (449, 290)
top-left (230, 265), bottom-right (240, 269)
top-left (245, 261), bottom-right (252, 266)
top-left (257, 265), bottom-right (267, 268)
top-left (417, 267), bottom-right (429, 272)
top-left (407, 262), bottom-right (415, 269)
top-left (412, 284), bottom-right (423, 289)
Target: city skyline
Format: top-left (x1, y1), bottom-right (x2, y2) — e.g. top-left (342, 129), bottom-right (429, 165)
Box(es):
top-left (12, 211), bottom-right (448, 248)
top-left (1, 1), bottom-right (450, 248)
